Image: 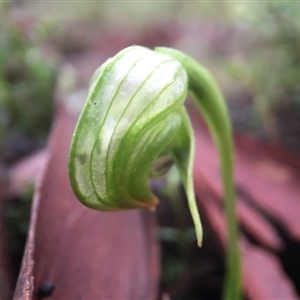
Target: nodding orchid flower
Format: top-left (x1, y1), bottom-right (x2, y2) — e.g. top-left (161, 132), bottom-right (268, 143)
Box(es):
top-left (68, 46), bottom-right (241, 300)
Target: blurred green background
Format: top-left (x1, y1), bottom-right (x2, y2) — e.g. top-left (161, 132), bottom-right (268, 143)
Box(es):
top-left (1, 1), bottom-right (300, 164)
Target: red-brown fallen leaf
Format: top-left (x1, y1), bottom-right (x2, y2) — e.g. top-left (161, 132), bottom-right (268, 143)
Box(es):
top-left (194, 179), bottom-right (298, 299)
top-left (189, 107), bottom-right (284, 251)
top-left (241, 240), bottom-right (298, 300)
top-left (234, 139), bottom-right (300, 242)
top-left (194, 166), bottom-right (283, 252)
top-left (189, 103), bottom-right (300, 298)
top-left (13, 103), bottom-right (160, 300)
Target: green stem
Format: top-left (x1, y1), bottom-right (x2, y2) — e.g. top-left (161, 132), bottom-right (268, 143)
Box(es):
top-left (156, 47), bottom-right (241, 300)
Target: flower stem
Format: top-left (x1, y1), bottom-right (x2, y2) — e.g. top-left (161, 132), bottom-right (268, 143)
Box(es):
top-left (156, 47), bottom-right (242, 300)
